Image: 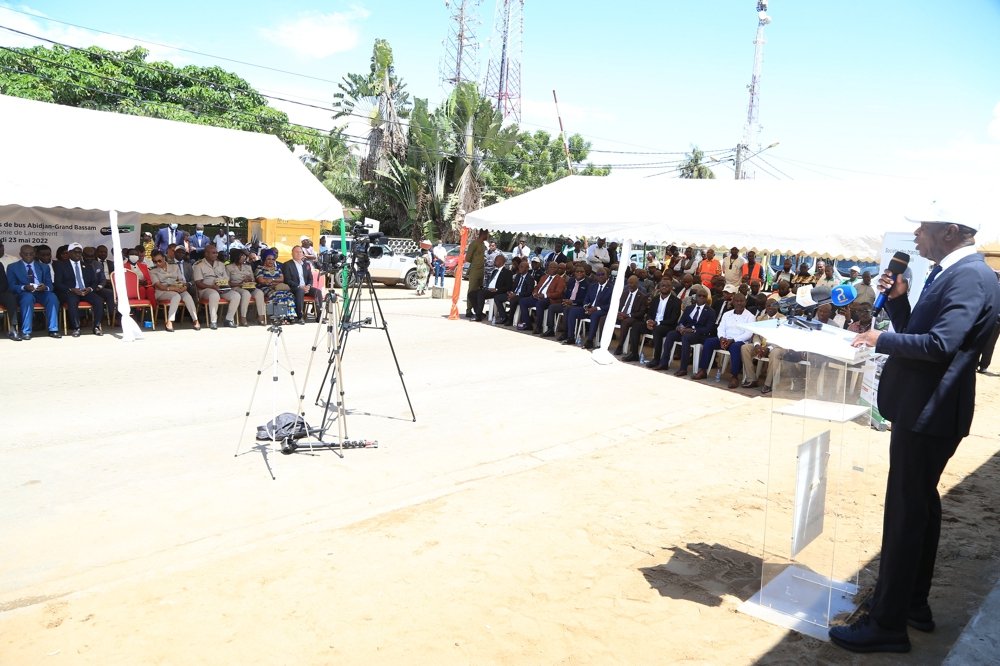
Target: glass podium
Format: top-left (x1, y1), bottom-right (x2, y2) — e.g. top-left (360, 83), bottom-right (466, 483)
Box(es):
top-left (738, 321), bottom-right (881, 641)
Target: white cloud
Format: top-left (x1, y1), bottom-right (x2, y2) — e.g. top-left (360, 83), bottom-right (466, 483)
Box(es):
top-left (0, 4), bottom-right (186, 63)
top-left (988, 101), bottom-right (1000, 141)
top-left (258, 8), bottom-right (369, 60)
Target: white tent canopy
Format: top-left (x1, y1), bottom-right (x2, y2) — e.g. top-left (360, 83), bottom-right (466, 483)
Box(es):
top-left (465, 176), bottom-right (998, 261)
top-left (0, 94), bottom-right (342, 221)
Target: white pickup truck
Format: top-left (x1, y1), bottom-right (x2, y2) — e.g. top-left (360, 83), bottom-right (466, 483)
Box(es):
top-left (320, 236), bottom-right (421, 289)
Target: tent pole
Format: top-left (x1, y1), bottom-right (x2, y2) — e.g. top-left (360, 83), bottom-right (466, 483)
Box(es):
top-left (449, 226), bottom-right (470, 320)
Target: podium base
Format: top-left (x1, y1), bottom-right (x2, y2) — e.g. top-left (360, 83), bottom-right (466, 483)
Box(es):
top-left (738, 565), bottom-right (858, 641)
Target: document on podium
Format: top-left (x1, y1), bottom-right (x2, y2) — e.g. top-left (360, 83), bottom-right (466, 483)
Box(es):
top-left (740, 319), bottom-right (868, 364)
top-left (791, 430), bottom-right (831, 558)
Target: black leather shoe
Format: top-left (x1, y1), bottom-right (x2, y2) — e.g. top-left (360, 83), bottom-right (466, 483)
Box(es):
top-left (210, 322), bottom-right (218, 330)
top-left (540, 330), bottom-right (554, 337)
top-left (829, 615), bottom-right (910, 654)
top-left (612, 347), bottom-right (623, 355)
top-left (8, 330), bottom-right (21, 341)
top-left (224, 319), bottom-right (238, 329)
top-left (22, 333), bottom-right (32, 341)
top-left (621, 354), bottom-right (639, 362)
top-left (906, 604), bottom-right (935, 633)
top-left (93, 326), bottom-right (103, 337)
top-left (48, 331), bottom-right (62, 339)
top-left (555, 335), bottom-right (567, 342)
top-left (71, 328), bottom-right (81, 338)
top-left (583, 340), bottom-right (594, 350)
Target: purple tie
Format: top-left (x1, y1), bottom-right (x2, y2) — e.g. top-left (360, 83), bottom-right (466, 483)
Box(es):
top-left (26, 263), bottom-right (35, 282)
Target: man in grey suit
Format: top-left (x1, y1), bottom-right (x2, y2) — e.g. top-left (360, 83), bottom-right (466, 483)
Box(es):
top-left (830, 201), bottom-right (1000, 654)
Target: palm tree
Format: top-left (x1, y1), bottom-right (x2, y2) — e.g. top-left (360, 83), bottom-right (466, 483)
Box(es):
top-left (679, 146), bottom-right (716, 179)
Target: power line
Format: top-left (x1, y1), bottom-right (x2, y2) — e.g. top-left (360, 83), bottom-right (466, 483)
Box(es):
top-left (752, 155), bottom-right (794, 179)
top-left (0, 5), bottom-right (344, 85)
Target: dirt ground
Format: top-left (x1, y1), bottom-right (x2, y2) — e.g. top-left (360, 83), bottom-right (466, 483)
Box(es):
top-left (1, 286), bottom-right (998, 665)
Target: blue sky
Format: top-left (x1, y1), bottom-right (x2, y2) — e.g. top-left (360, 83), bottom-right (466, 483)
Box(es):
top-left (1, 0), bottom-right (998, 182)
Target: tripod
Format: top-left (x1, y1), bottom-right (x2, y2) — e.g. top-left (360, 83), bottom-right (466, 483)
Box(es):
top-left (234, 322), bottom-right (310, 478)
top-left (313, 267), bottom-right (416, 436)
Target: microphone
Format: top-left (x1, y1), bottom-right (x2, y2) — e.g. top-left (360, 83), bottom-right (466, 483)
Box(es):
top-left (830, 283), bottom-right (858, 308)
top-left (873, 251), bottom-right (911, 314)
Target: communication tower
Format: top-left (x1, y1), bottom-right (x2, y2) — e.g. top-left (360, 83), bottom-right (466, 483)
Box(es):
top-left (734, 0), bottom-right (772, 180)
top-left (482, 0), bottom-right (524, 124)
top-left (441, 0), bottom-right (482, 88)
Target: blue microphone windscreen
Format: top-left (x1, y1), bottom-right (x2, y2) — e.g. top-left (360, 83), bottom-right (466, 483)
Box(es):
top-left (831, 284), bottom-right (858, 307)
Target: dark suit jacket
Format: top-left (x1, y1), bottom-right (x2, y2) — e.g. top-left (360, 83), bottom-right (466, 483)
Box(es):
top-left (155, 227), bottom-right (188, 254)
top-left (7, 260), bottom-right (54, 293)
top-left (282, 259), bottom-right (314, 290)
top-left (509, 272), bottom-right (535, 297)
top-left (53, 260), bottom-right (100, 295)
top-left (617, 288), bottom-right (648, 318)
top-left (677, 303), bottom-right (716, 335)
top-left (876, 253), bottom-right (1000, 438)
top-left (582, 281), bottom-right (613, 312)
top-left (561, 277), bottom-right (589, 306)
top-left (646, 292), bottom-right (682, 327)
top-left (485, 266), bottom-right (513, 293)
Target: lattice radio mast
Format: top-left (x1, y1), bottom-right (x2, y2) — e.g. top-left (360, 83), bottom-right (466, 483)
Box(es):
top-left (483, 0), bottom-right (524, 124)
top-left (441, 0), bottom-right (482, 88)
top-left (734, 0), bottom-right (772, 180)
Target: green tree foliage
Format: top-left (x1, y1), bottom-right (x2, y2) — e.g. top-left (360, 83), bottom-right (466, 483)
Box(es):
top-left (0, 44), bottom-right (297, 145)
top-left (679, 146), bottom-right (716, 179)
top-left (483, 130), bottom-right (609, 204)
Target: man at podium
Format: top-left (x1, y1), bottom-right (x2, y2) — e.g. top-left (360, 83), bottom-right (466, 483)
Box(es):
top-left (829, 203), bottom-right (1000, 654)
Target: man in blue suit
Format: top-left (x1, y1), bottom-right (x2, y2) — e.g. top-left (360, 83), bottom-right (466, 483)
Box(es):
top-left (6, 244), bottom-right (61, 339)
top-left (830, 203), bottom-right (1000, 654)
top-left (563, 268), bottom-right (612, 349)
top-left (187, 224), bottom-right (212, 260)
top-left (155, 223), bottom-right (187, 255)
top-left (654, 286), bottom-right (715, 374)
top-left (54, 242), bottom-right (106, 337)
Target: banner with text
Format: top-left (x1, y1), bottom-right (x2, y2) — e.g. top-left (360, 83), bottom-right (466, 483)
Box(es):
top-left (0, 205), bottom-right (140, 262)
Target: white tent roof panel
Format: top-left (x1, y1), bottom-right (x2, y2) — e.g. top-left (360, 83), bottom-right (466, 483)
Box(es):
top-left (465, 176), bottom-right (998, 261)
top-left (0, 94), bottom-right (342, 221)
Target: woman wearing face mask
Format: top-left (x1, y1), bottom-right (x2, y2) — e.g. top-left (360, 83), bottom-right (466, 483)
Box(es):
top-left (227, 249), bottom-right (266, 325)
top-left (124, 245), bottom-right (156, 303)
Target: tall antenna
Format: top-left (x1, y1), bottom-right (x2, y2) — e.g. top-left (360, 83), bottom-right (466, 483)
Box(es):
top-left (440, 0), bottom-right (482, 89)
top-left (734, 0), bottom-right (772, 180)
top-left (483, 0), bottom-right (524, 124)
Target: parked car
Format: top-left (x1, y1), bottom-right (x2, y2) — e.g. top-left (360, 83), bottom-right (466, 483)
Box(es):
top-left (443, 246), bottom-right (463, 277)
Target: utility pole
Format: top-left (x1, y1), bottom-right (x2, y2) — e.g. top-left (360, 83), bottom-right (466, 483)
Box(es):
top-left (440, 0), bottom-right (482, 89)
top-left (734, 0), bottom-right (772, 180)
top-left (483, 0), bottom-right (524, 124)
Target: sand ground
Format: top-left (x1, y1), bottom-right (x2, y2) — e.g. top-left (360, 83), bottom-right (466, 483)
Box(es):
top-left (2, 284), bottom-right (998, 665)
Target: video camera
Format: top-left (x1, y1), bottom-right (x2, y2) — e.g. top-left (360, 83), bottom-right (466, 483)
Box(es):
top-left (318, 220), bottom-right (386, 275)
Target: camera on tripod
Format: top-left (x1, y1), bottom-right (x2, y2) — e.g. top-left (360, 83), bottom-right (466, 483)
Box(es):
top-left (318, 220), bottom-right (386, 275)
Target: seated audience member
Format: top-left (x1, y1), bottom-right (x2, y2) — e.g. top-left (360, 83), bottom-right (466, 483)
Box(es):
top-left (33, 244), bottom-right (54, 283)
top-left (122, 245), bottom-right (156, 303)
top-left (627, 278), bottom-right (681, 364)
top-left (767, 279), bottom-right (791, 303)
top-left (502, 259), bottom-right (535, 326)
top-left (281, 245), bottom-right (321, 324)
top-left (55, 244), bottom-right (70, 263)
top-left (816, 302), bottom-right (846, 328)
top-left (212, 228), bottom-right (230, 258)
top-left (654, 286), bottom-right (715, 374)
top-left (172, 246), bottom-right (198, 303)
top-left (791, 262), bottom-right (815, 288)
top-left (816, 261), bottom-right (840, 289)
top-left (193, 244), bottom-right (241, 329)
top-left (562, 267), bottom-right (612, 349)
top-left (612, 275), bottom-right (648, 356)
top-left (7, 244), bottom-right (60, 339)
top-left (586, 237), bottom-right (611, 271)
top-left (709, 275), bottom-right (727, 306)
top-left (95, 244), bottom-right (114, 280)
top-left (852, 271), bottom-right (877, 306)
top-left (696, 293), bottom-right (756, 387)
top-left (740, 299), bottom-right (787, 392)
top-left (54, 242), bottom-right (106, 337)
top-left (712, 284), bottom-right (737, 325)
top-left (150, 250), bottom-right (199, 332)
top-left (544, 265), bottom-right (587, 336)
top-left (529, 256), bottom-right (545, 282)
top-left (256, 249), bottom-right (296, 320)
top-left (472, 254), bottom-right (513, 322)
top-left (227, 249), bottom-right (266, 325)
top-left (518, 262), bottom-right (565, 332)
top-left (843, 265), bottom-right (862, 286)
top-left (674, 273), bottom-right (696, 309)
top-left (141, 232), bottom-right (155, 259)
top-left (0, 242), bottom-right (23, 340)
top-left (846, 304), bottom-right (874, 333)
